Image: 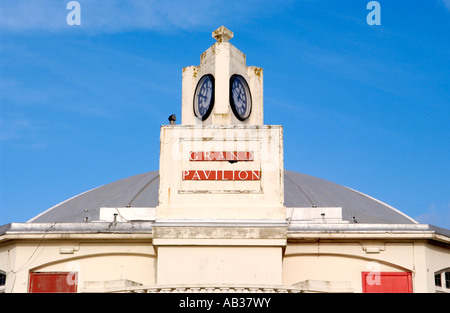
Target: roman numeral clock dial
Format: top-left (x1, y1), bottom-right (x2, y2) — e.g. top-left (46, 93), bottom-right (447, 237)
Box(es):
top-left (194, 74), bottom-right (215, 121)
top-left (230, 74), bottom-right (252, 121)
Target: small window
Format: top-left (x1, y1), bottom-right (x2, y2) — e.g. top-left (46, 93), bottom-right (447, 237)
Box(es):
top-left (434, 269), bottom-right (450, 293)
top-left (446, 272), bottom-right (450, 289)
top-left (435, 273), bottom-right (442, 287)
top-left (0, 272), bottom-right (5, 286)
top-left (0, 272), bottom-right (5, 293)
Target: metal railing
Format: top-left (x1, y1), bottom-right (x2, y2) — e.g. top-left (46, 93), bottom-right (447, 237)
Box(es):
top-left (86, 284), bottom-right (304, 293)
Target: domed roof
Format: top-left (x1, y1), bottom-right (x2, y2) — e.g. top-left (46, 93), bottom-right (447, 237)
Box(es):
top-left (28, 170), bottom-right (417, 225)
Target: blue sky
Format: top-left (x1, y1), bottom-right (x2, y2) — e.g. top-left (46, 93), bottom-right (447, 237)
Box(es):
top-left (0, 0), bottom-right (449, 229)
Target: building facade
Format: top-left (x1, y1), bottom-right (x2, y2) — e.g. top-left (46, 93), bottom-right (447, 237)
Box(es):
top-left (1, 27), bottom-right (449, 293)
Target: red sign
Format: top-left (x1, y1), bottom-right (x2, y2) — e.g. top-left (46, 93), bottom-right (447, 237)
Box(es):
top-left (362, 272), bottom-right (412, 293)
top-left (183, 170), bottom-right (261, 181)
top-left (29, 272), bottom-right (78, 293)
top-left (189, 151), bottom-right (254, 162)
top-left (184, 151), bottom-right (259, 181)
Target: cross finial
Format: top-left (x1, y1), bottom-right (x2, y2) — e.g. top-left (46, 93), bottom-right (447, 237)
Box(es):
top-left (212, 26), bottom-right (234, 43)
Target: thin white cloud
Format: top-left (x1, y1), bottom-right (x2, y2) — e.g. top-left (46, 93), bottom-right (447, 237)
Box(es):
top-left (0, 0), bottom-right (286, 33)
top-left (414, 203), bottom-right (450, 229)
top-left (442, 0), bottom-right (450, 11)
top-left (0, 0), bottom-right (64, 31)
top-left (0, 117), bottom-right (30, 141)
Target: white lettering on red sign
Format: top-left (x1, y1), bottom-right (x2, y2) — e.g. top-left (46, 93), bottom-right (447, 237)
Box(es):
top-left (184, 151), bottom-right (259, 181)
top-left (182, 170), bottom-right (261, 181)
top-left (189, 151), bottom-right (254, 161)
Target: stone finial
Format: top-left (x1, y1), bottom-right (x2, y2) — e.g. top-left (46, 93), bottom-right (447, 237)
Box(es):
top-left (212, 26), bottom-right (234, 43)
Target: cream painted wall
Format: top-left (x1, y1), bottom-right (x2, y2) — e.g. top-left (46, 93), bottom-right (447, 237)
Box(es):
top-left (424, 243), bottom-right (450, 292)
top-left (156, 245), bottom-right (283, 286)
top-left (1, 236), bottom-right (449, 292)
top-left (0, 239), bottom-right (156, 293)
top-left (283, 253), bottom-right (406, 293)
top-left (282, 240), bottom-right (450, 293)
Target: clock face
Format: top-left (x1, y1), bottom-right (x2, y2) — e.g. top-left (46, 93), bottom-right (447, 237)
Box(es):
top-left (194, 74), bottom-right (214, 121)
top-left (230, 74), bottom-right (252, 121)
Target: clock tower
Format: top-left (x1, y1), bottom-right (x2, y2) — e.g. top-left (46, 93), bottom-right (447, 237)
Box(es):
top-left (182, 26), bottom-right (263, 125)
top-left (154, 26), bottom-right (286, 286)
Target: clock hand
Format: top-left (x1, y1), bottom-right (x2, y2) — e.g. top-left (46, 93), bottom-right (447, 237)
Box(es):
top-left (238, 93), bottom-right (245, 106)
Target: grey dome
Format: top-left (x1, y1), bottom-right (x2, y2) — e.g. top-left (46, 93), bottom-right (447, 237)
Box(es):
top-left (28, 170), bottom-right (417, 224)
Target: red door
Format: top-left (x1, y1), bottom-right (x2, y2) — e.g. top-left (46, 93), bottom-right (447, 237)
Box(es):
top-left (29, 272), bottom-right (78, 293)
top-left (362, 272), bottom-right (412, 293)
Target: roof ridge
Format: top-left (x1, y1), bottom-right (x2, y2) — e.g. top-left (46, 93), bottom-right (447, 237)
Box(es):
top-left (343, 186), bottom-right (418, 224)
top-left (126, 174), bottom-right (160, 207)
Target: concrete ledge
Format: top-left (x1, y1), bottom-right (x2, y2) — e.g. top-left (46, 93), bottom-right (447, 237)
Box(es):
top-left (83, 279), bottom-right (143, 292)
top-left (99, 207), bottom-right (156, 222)
top-left (287, 207), bottom-right (348, 223)
top-left (0, 222), bottom-right (154, 235)
top-left (292, 280), bottom-right (353, 293)
top-left (288, 223), bottom-right (431, 232)
top-left (153, 238), bottom-right (287, 246)
top-left (154, 226), bottom-right (287, 240)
